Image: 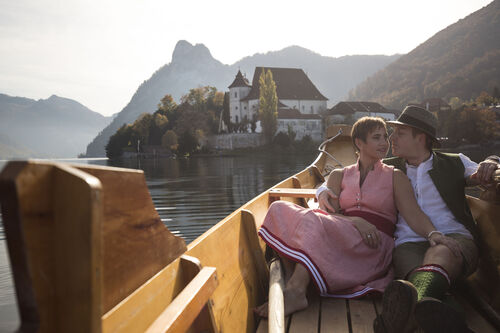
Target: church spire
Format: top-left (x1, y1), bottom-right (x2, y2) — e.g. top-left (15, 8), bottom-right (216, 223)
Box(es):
top-left (228, 70), bottom-right (251, 88)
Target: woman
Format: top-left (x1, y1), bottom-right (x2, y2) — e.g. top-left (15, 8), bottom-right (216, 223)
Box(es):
top-left (255, 117), bottom-right (460, 317)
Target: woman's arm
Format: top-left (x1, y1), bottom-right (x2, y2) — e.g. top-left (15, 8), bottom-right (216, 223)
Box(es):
top-left (393, 170), bottom-right (435, 237)
top-left (327, 169), bottom-right (380, 248)
top-left (393, 170), bottom-right (461, 256)
top-left (325, 169), bottom-right (343, 213)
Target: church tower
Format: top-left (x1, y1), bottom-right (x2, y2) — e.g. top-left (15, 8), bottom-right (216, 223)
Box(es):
top-left (228, 70), bottom-right (251, 124)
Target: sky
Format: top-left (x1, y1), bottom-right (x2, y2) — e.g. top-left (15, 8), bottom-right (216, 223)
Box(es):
top-left (0, 0), bottom-right (493, 116)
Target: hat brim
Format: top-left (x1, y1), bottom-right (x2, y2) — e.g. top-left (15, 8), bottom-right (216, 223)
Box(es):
top-left (387, 120), bottom-right (441, 148)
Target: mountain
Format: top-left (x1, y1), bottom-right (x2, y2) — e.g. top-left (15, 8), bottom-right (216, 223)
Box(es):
top-left (85, 40), bottom-right (399, 156)
top-left (0, 93), bottom-right (111, 159)
top-left (349, 0), bottom-right (500, 109)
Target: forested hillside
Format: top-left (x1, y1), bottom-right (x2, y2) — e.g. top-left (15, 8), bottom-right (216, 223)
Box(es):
top-left (349, 0), bottom-right (500, 109)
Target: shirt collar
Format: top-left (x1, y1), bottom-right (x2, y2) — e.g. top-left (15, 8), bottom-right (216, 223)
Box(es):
top-left (406, 153), bottom-right (433, 170)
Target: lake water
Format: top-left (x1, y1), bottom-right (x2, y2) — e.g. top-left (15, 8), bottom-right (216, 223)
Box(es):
top-left (0, 152), bottom-right (317, 331)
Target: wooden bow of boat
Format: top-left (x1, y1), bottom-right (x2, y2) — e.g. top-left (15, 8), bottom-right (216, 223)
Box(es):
top-left (0, 125), bottom-right (499, 332)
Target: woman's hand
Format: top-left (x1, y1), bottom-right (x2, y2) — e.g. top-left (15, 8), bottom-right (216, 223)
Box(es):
top-left (351, 217), bottom-right (380, 248)
top-left (428, 233), bottom-right (462, 257)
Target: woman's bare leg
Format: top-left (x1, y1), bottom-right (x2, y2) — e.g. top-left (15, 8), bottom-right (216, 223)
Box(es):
top-left (281, 256), bottom-right (296, 283)
top-left (255, 262), bottom-right (310, 317)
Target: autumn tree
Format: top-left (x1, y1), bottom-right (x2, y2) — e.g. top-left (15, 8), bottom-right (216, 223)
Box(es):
top-left (476, 91), bottom-right (495, 106)
top-left (158, 94), bottom-right (177, 114)
top-left (161, 130), bottom-right (178, 151)
top-left (258, 69), bottom-right (278, 143)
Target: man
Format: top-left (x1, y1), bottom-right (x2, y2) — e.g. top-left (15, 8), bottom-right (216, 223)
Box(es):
top-left (316, 105), bottom-right (499, 332)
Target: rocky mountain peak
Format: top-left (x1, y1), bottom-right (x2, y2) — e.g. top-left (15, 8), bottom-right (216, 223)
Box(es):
top-left (171, 40), bottom-right (215, 65)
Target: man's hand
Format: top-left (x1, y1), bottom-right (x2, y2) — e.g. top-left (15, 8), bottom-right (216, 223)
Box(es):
top-left (428, 233), bottom-right (462, 257)
top-left (470, 160), bottom-right (498, 185)
top-left (318, 188), bottom-right (337, 213)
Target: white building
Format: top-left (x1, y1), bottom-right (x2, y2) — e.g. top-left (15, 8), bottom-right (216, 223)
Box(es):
top-left (276, 109), bottom-right (323, 141)
top-left (228, 67), bottom-right (328, 125)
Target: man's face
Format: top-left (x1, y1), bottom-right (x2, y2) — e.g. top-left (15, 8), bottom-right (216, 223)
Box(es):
top-left (389, 125), bottom-right (418, 158)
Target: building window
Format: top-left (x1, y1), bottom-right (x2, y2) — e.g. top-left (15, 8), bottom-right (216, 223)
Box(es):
top-left (236, 115), bottom-right (239, 123)
top-left (235, 92), bottom-right (237, 98)
top-left (244, 106), bottom-right (247, 110)
top-left (302, 105), bottom-right (305, 111)
top-left (311, 106), bottom-right (314, 113)
top-left (235, 106), bottom-right (238, 110)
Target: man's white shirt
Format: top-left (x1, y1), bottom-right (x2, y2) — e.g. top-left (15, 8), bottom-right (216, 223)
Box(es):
top-left (315, 153), bottom-right (478, 246)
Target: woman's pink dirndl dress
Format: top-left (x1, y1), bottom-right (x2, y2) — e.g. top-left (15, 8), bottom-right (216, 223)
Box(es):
top-left (258, 160), bottom-right (397, 298)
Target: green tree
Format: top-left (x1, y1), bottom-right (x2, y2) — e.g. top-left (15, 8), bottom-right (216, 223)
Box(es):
top-left (161, 130), bottom-right (178, 151)
top-left (273, 131), bottom-right (291, 148)
top-left (177, 131), bottom-right (199, 155)
top-left (258, 69), bottom-right (278, 143)
top-left (131, 113), bottom-right (154, 148)
top-left (222, 92), bottom-right (230, 132)
top-left (106, 124), bottom-right (132, 158)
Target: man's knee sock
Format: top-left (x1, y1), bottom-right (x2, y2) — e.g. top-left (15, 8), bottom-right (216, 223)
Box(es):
top-left (407, 264), bottom-right (450, 301)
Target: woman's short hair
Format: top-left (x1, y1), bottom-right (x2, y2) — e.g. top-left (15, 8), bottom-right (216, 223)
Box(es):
top-left (351, 116), bottom-right (387, 151)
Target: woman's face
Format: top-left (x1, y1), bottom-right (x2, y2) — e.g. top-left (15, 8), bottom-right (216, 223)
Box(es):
top-left (356, 126), bottom-right (389, 160)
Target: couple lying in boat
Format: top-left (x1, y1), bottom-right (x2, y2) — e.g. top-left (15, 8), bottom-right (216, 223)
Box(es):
top-left (255, 105), bottom-right (500, 333)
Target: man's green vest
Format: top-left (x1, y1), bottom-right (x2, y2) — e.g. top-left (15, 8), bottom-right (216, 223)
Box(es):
top-left (383, 152), bottom-right (477, 240)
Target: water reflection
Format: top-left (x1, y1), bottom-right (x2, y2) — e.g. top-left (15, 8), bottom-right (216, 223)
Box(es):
top-left (112, 153), bottom-right (315, 243)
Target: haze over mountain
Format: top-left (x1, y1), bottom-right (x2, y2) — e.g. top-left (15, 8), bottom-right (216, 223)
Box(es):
top-left (85, 41), bottom-right (399, 156)
top-left (0, 93), bottom-right (111, 159)
top-left (349, 0), bottom-right (500, 109)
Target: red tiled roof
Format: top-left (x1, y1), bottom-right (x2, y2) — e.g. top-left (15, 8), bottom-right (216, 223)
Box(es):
top-left (241, 67), bottom-right (328, 101)
top-left (327, 101), bottom-right (389, 115)
top-left (228, 70), bottom-right (251, 88)
top-left (278, 109), bottom-right (322, 119)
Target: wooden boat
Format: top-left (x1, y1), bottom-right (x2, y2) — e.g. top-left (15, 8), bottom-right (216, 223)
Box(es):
top-left (1, 125), bottom-right (499, 332)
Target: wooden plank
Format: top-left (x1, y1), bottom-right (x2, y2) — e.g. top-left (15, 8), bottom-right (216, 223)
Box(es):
top-left (268, 188), bottom-right (316, 198)
top-left (185, 206), bottom-right (270, 333)
top-left (102, 259), bottom-right (184, 333)
top-left (320, 298), bottom-right (349, 332)
top-left (74, 164), bottom-right (187, 313)
top-left (348, 299), bottom-right (378, 333)
top-left (288, 292), bottom-right (320, 333)
top-left (268, 259), bottom-right (285, 333)
top-left (457, 294), bottom-right (498, 333)
top-left (145, 266), bottom-right (217, 333)
top-left (180, 255), bottom-right (217, 333)
top-left (466, 196), bottom-right (500, 312)
top-left (53, 164), bottom-right (102, 333)
top-left (241, 210), bottom-right (269, 300)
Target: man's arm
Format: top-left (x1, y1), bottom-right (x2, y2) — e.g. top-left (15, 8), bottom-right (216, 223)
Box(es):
top-left (315, 170), bottom-right (343, 213)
